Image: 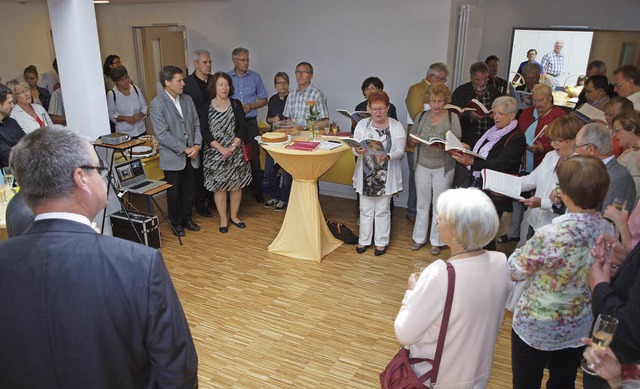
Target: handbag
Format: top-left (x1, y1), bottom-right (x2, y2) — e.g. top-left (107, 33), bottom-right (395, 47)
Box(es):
top-left (380, 262), bottom-right (456, 389)
top-left (242, 142), bottom-right (255, 163)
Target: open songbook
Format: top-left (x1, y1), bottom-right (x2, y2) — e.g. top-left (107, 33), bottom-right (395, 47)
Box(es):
top-left (336, 109), bottom-right (370, 122)
top-left (410, 130), bottom-right (486, 159)
top-left (514, 91), bottom-right (533, 111)
top-left (467, 98), bottom-right (492, 115)
top-left (481, 169), bottom-right (523, 200)
top-left (444, 104), bottom-right (475, 114)
top-left (573, 103), bottom-right (606, 123)
top-left (340, 137), bottom-right (386, 156)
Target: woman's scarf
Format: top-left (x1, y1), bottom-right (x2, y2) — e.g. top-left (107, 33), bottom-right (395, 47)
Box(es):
top-left (471, 119), bottom-right (518, 177)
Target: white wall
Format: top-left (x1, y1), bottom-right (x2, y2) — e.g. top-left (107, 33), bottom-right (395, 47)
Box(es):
top-left (94, 0), bottom-right (452, 129)
top-left (0, 3), bottom-right (56, 83)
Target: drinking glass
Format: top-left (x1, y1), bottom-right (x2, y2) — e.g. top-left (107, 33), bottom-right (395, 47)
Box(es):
top-left (581, 314), bottom-right (619, 375)
top-left (3, 167), bottom-right (14, 187)
top-left (414, 261), bottom-right (428, 279)
top-left (331, 122), bottom-right (339, 136)
top-left (599, 218), bottom-right (618, 263)
top-left (613, 198), bottom-right (627, 212)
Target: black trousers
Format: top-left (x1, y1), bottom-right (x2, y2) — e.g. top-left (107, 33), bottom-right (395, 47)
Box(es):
top-left (511, 329), bottom-right (583, 389)
top-left (164, 162), bottom-right (195, 226)
top-left (192, 156), bottom-right (210, 211)
top-left (245, 117), bottom-right (263, 196)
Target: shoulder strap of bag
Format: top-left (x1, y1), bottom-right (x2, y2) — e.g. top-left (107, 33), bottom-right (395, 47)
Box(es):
top-left (429, 262), bottom-right (456, 384)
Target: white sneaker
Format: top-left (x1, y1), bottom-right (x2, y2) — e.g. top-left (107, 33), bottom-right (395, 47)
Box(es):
top-left (263, 199), bottom-right (278, 208)
top-left (275, 201), bottom-right (286, 211)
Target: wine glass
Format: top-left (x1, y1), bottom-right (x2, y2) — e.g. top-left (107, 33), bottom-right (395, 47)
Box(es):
top-left (599, 218), bottom-right (617, 263)
top-left (581, 314), bottom-right (619, 375)
top-left (2, 167), bottom-right (14, 188)
top-left (331, 122), bottom-right (339, 136)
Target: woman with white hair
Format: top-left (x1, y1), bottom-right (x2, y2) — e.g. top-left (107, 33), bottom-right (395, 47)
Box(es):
top-left (394, 188), bottom-right (511, 388)
top-left (451, 96), bottom-right (526, 248)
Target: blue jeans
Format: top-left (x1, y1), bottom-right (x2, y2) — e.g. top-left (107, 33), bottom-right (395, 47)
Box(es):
top-left (264, 153), bottom-right (292, 203)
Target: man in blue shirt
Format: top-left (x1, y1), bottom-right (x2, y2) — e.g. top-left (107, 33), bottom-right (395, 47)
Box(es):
top-left (228, 47), bottom-right (269, 203)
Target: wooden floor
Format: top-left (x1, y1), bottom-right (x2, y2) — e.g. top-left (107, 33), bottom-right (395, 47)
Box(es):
top-left (158, 194), bottom-right (584, 388)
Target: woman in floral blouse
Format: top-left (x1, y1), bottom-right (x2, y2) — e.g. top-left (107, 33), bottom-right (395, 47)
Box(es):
top-left (508, 154), bottom-right (611, 388)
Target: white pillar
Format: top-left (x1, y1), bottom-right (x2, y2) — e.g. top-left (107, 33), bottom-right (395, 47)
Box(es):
top-left (47, 0), bottom-right (117, 234)
top-left (47, 0), bottom-right (109, 140)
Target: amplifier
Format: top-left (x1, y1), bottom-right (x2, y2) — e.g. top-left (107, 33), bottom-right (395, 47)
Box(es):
top-left (110, 210), bottom-right (161, 249)
top-left (101, 132), bottom-right (130, 145)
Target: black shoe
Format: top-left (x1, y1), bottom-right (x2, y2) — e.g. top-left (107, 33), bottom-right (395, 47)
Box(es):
top-left (219, 226), bottom-right (228, 234)
top-left (196, 208), bottom-right (213, 218)
top-left (183, 220), bottom-right (201, 232)
top-left (356, 245), bottom-right (367, 254)
top-left (374, 246), bottom-right (387, 256)
top-left (172, 225), bottom-right (185, 237)
top-left (230, 219), bottom-right (246, 229)
top-left (254, 194), bottom-right (265, 203)
top-left (497, 234), bottom-right (518, 243)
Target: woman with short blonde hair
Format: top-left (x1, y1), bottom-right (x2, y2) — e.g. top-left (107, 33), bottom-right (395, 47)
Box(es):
top-left (7, 79), bottom-right (53, 134)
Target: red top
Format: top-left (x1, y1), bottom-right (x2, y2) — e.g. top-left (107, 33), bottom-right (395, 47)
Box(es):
top-left (517, 106), bottom-right (567, 169)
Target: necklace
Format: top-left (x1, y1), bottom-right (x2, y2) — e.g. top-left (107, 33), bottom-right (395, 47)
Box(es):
top-left (212, 97), bottom-right (230, 109)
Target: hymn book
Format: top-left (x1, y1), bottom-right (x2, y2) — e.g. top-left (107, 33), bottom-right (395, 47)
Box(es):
top-left (481, 169), bottom-right (523, 200)
top-left (574, 103), bottom-right (606, 123)
top-left (410, 130), bottom-right (486, 159)
top-left (340, 138), bottom-right (386, 156)
top-left (336, 109), bottom-right (370, 122)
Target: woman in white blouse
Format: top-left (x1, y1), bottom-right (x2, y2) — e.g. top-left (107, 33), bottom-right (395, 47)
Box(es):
top-left (394, 188), bottom-right (510, 388)
top-left (106, 66), bottom-right (148, 138)
top-left (351, 91), bottom-right (405, 256)
top-left (6, 80), bottom-right (53, 134)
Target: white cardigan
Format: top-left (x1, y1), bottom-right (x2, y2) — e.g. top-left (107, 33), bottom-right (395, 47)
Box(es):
top-left (10, 104), bottom-right (53, 134)
top-left (394, 253), bottom-right (511, 388)
top-left (351, 118), bottom-right (406, 195)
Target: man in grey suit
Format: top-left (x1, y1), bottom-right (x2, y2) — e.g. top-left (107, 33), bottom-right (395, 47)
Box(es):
top-left (151, 65), bottom-right (203, 237)
top-left (576, 122), bottom-right (636, 212)
top-left (0, 126), bottom-right (198, 387)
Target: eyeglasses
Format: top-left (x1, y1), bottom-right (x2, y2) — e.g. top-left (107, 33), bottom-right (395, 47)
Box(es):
top-left (575, 143), bottom-right (593, 150)
top-left (295, 70), bottom-right (312, 75)
top-left (79, 160), bottom-right (109, 178)
top-left (613, 79), bottom-right (628, 88)
top-left (612, 126), bottom-right (624, 134)
top-left (583, 88), bottom-right (595, 94)
top-left (370, 107), bottom-right (388, 112)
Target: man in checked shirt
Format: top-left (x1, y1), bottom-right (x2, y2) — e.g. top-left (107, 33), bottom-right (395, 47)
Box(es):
top-left (541, 40), bottom-right (565, 90)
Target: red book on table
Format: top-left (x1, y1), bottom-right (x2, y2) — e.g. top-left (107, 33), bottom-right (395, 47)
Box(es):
top-left (285, 141), bottom-right (320, 151)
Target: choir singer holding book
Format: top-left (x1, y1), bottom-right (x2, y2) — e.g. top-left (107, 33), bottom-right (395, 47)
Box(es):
top-left (450, 96), bottom-right (526, 249)
top-left (351, 91), bottom-right (405, 256)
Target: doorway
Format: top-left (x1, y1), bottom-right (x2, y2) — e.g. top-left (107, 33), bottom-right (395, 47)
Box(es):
top-left (133, 25), bottom-right (188, 133)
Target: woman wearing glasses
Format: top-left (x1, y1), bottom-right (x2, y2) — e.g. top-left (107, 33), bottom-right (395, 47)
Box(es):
top-left (499, 84), bottom-right (566, 244)
top-left (263, 72), bottom-right (292, 212)
top-left (351, 91), bottom-right (406, 256)
top-left (450, 96), bottom-right (526, 249)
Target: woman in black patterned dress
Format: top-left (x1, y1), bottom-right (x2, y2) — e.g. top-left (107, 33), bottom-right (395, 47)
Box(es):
top-left (202, 72), bottom-right (252, 233)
